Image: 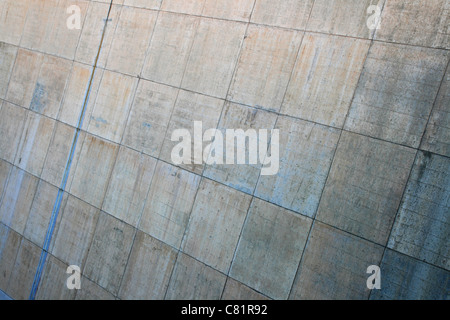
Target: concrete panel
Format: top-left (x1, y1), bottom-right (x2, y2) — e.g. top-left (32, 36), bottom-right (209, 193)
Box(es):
top-left (228, 25), bottom-right (303, 112)
top-left (0, 102), bottom-right (27, 163)
top-left (58, 63), bottom-right (103, 130)
top-left (119, 231), bottom-right (177, 300)
top-left (282, 33), bottom-right (370, 128)
top-left (290, 222), bottom-right (384, 300)
top-left (165, 253), bottom-right (227, 300)
top-left (317, 132), bottom-right (416, 245)
top-left (6, 49), bottom-right (43, 108)
top-left (122, 81), bottom-right (178, 157)
top-left (7, 238), bottom-right (41, 300)
top-left (388, 152), bottom-right (450, 270)
top-left (345, 42), bottom-right (449, 148)
top-left (222, 278), bottom-right (270, 300)
top-left (161, 0), bottom-right (206, 15)
top-left (84, 212), bottom-right (135, 295)
top-left (0, 167), bottom-right (39, 235)
top-left (41, 122), bottom-right (84, 188)
top-left (76, 3), bottom-right (121, 67)
top-left (230, 198), bottom-right (312, 299)
top-left (75, 276), bottom-right (115, 300)
top-left (307, 0), bottom-right (384, 39)
top-left (23, 180), bottom-right (62, 248)
top-left (29, 55), bottom-right (72, 119)
top-left (0, 43), bottom-right (17, 99)
top-left (0, 0), bottom-right (30, 45)
top-left (203, 0), bottom-right (256, 22)
top-left (0, 160), bottom-right (12, 204)
top-left (70, 134), bottom-right (119, 209)
top-left (87, 70), bottom-right (138, 143)
top-left (123, 0), bottom-right (162, 10)
top-left (251, 0), bottom-right (313, 30)
top-left (14, 112), bottom-right (55, 178)
top-left (375, 0), bottom-right (449, 49)
top-left (159, 90), bottom-right (224, 174)
top-left (182, 179), bottom-right (252, 273)
top-left (203, 102), bottom-right (278, 194)
top-left (370, 250), bottom-right (449, 300)
top-left (0, 226), bottom-right (21, 292)
top-left (103, 147), bottom-right (157, 227)
top-left (142, 12), bottom-right (199, 87)
top-left (255, 116), bottom-right (340, 217)
top-left (106, 7), bottom-right (157, 76)
top-left (35, 255), bottom-right (75, 300)
top-left (182, 18), bottom-right (246, 98)
top-left (421, 64), bottom-right (450, 157)
top-left (140, 161), bottom-right (201, 249)
top-left (51, 195), bottom-right (100, 267)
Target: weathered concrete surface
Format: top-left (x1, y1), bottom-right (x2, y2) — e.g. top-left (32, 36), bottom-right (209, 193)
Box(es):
top-left (370, 249), bottom-right (450, 300)
top-left (182, 179), bottom-right (252, 273)
top-left (165, 253), bottom-right (227, 300)
top-left (255, 116), bottom-right (340, 217)
top-left (230, 198), bottom-right (312, 299)
top-left (0, 225), bottom-right (21, 292)
top-left (317, 132), bottom-right (416, 245)
top-left (290, 222), bottom-right (384, 300)
top-left (0, 43), bottom-right (17, 100)
top-left (345, 42), bottom-right (449, 148)
top-left (140, 161), bottom-right (201, 249)
top-left (251, 0), bottom-right (313, 30)
top-left (222, 278), bottom-right (270, 300)
top-left (35, 255), bottom-right (75, 300)
top-left (0, 102), bottom-right (27, 164)
top-left (203, 102), bottom-right (277, 194)
top-left (388, 152), bottom-right (450, 270)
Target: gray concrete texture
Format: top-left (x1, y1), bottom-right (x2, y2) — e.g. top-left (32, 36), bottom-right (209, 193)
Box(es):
top-left (0, 0), bottom-right (448, 300)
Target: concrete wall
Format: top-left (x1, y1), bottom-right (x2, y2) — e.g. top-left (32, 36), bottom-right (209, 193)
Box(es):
top-left (0, 0), bottom-right (448, 300)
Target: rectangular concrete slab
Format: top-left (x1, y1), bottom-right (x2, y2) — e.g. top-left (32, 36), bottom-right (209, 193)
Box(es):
top-left (182, 179), bottom-right (252, 273)
top-left (290, 222), bottom-right (384, 300)
top-left (159, 90), bottom-right (224, 174)
top-left (421, 64), bottom-right (450, 157)
top-left (230, 198), bottom-right (312, 299)
top-left (370, 249), bottom-right (449, 300)
top-left (51, 195), bottom-right (100, 267)
top-left (105, 7), bottom-right (157, 76)
top-left (0, 225), bottom-right (21, 292)
top-left (228, 25), bottom-right (303, 112)
top-left (87, 70), bottom-right (138, 143)
top-left (23, 180), bottom-right (62, 248)
top-left (0, 43), bottom-right (17, 100)
top-left (75, 276), bottom-right (115, 300)
top-left (317, 131), bottom-right (416, 245)
top-left (0, 160), bottom-right (12, 204)
top-left (118, 231), bottom-right (177, 300)
top-left (0, 0), bottom-right (30, 45)
top-left (181, 18), bottom-right (246, 99)
top-left (142, 12), bottom-right (199, 87)
top-left (6, 238), bottom-right (41, 300)
top-left (282, 33), bottom-right (370, 128)
top-left (103, 146), bottom-right (157, 227)
top-left (69, 134), bottom-right (119, 209)
top-left (122, 80), bottom-right (178, 158)
top-left (255, 116), bottom-right (340, 217)
top-left (0, 167), bottom-right (39, 235)
top-left (165, 253), bottom-right (227, 300)
top-left (221, 278), bottom-right (270, 300)
top-left (14, 112), bottom-right (55, 178)
top-left (139, 161), bottom-right (201, 249)
top-left (251, 0), bottom-right (313, 30)
top-left (307, 0), bottom-right (384, 39)
top-left (345, 42), bottom-right (449, 148)
top-left (375, 0), bottom-right (449, 49)
top-left (0, 102), bottom-right (27, 163)
top-left (388, 152), bottom-right (450, 270)
top-left (83, 212), bottom-right (135, 295)
top-left (203, 102), bottom-right (278, 194)
top-left (35, 255), bottom-right (75, 300)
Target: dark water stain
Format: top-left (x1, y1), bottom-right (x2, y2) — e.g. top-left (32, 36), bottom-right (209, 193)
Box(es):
top-left (417, 151), bottom-right (432, 182)
top-left (30, 83), bottom-right (47, 113)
